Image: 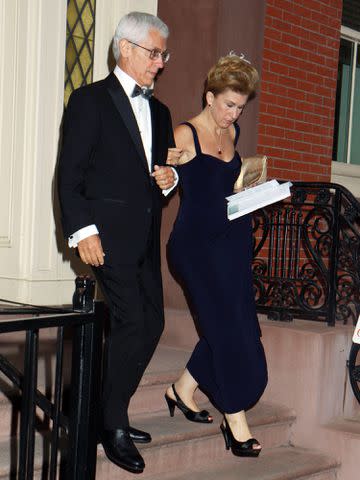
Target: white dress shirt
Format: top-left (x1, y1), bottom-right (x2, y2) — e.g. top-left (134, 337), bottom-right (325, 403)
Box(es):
top-left (68, 66), bottom-right (177, 248)
top-left (115, 66), bottom-right (153, 170)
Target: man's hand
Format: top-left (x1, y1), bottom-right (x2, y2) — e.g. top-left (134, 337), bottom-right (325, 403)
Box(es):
top-left (152, 165), bottom-right (176, 190)
top-left (77, 234), bottom-right (105, 267)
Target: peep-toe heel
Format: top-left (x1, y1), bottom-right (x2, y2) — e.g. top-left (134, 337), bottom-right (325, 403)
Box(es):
top-left (220, 417), bottom-right (261, 457)
top-left (164, 384), bottom-right (213, 423)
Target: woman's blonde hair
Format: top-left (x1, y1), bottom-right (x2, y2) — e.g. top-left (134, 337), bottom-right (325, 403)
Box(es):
top-left (205, 53), bottom-right (259, 98)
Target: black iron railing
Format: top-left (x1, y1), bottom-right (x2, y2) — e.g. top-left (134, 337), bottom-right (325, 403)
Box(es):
top-left (252, 182), bottom-right (360, 326)
top-left (0, 298), bottom-right (103, 479)
top-left (348, 341), bottom-right (360, 404)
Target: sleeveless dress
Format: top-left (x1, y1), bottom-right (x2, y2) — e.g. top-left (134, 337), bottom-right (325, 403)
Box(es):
top-left (168, 122), bottom-right (268, 413)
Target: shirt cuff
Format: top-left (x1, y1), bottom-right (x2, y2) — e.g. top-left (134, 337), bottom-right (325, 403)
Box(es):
top-left (68, 224), bottom-right (99, 248)
top-left (162, 167), bottom-right (179, 196)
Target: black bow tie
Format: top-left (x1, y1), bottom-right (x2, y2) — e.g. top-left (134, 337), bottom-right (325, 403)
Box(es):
top-left (131, 84), bottom-right (154, 99)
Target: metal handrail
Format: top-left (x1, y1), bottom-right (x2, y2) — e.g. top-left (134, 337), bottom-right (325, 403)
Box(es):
top-left (0, 299), bottom-right (104, 479)
top-left (348, 342), bottom-right (360, 404)
top-left (252, 181), bottom-right (360, 326)
top-left (0, 298), bottom-right (73, 315)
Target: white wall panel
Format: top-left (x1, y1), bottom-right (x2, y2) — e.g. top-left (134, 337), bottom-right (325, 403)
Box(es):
top-left (0, 0), bottom-right (158, 305)
top-left (0, 0), bottom-right (18, 248)
top-left (93, 0), bottom-right (158, 80)
top-left (30, 0), bottom-right (67, 275)
top-left (0, 0), bottom-right (68, 302)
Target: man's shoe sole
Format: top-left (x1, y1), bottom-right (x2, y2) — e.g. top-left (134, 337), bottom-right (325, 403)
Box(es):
top-left (130, 436), bottom-right (151, 444)
top-left (102, 448), bottom-right (144, 474)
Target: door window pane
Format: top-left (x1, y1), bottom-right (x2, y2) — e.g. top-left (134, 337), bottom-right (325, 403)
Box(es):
top-left (64, 0), bottom-right (96, 106)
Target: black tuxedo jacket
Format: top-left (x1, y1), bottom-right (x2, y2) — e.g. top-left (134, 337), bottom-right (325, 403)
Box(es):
top-left (58, 73), bottom-right (174, 264)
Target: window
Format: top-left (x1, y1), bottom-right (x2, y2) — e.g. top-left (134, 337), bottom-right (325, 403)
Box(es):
top-left (333, 28), bottom-right (360, 165)
top-left (333, 0), bottom-right (360, 165)
top-left (64, 0), bottom-right (96, 106)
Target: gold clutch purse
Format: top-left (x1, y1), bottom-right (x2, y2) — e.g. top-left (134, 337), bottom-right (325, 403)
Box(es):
top-left (234, 155), bottom-right (267, 192)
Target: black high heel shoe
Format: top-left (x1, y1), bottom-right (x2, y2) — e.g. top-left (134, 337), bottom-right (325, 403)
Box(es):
top-left (164, 384), bottom-right (213, 423)
top-left (220, 417), bottom-right (261, 457)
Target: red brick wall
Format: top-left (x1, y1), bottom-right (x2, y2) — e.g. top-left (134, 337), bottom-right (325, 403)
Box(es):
top-left (257, 0), bottom-right (343, 182)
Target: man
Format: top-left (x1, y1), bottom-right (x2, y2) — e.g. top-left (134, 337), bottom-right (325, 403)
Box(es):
top-left (58, 12), bottom-right (178, 474)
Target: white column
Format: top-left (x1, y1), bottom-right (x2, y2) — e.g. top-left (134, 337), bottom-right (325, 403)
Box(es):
top-left (0, 0), bottom-right (158, 305)
top-left (0, 0), bottom-right (69, 304)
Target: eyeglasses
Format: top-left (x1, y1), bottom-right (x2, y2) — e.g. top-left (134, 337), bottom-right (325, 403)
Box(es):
top-left (128, 40), bottom-right (170, 63)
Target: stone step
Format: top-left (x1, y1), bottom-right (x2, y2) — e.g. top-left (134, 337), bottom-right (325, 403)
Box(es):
top-left (0, 433), bottom-right (51, 480)
top-left (0, 344), bottom-right (222, 430)
top-left (0, 342), bottom-right (293, 437)
top-left (0, 323), bottom-right (338, 479)
top-left (131, 344), bottom-right (290, 419)
top-left (0, 401), bottom-right (295, 479)
top-left (0, 335), bottom-right (188, 413)
top-left (0, 338), bottom-right (73, 440)
top-left (96, 402), bottom-right (296, 479)
top-left (327, 415), bottom-right (360, 436)
top-left (321, 416), bottom-right (360, 480)
top-left (0, 327), bottom-right (72, 403)
top-left (0, 344), bottom-right (188, 438)
top-left (144, 446), bottom-right (338, 480)
top-left (129, 345), bottom-right (193, 414)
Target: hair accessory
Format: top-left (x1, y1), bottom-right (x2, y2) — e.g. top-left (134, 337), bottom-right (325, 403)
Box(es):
top-left (228, 50), bottom-right (251, 64)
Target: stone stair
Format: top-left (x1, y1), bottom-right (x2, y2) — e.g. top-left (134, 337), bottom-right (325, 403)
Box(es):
top-left (0, 325), bottom-right (341, 479)
top-left (95, 344), bottom-right (339, 480)
top-left (154, 448), bottom-right (338, 480)
top-left (0, 328), bottom-right (72, 440)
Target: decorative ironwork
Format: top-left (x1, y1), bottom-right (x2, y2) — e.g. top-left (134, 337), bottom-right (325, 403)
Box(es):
top-left (64, 0), bottom-right (96, 106)
top-left (348, 342), bottom-right (360, 404)
top-left (252, 182), bottom-right (360, 325)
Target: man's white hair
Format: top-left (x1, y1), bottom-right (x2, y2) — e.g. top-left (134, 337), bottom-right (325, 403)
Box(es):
top-left (112, 11), bottom-right (169, 62)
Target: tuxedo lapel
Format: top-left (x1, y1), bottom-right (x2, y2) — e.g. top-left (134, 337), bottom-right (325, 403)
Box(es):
top-left (106, 74), bottom-right (149, 173)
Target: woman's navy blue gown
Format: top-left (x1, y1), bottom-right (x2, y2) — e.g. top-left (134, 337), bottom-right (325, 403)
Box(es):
top-left (168, 122), bottom-right (267, 413)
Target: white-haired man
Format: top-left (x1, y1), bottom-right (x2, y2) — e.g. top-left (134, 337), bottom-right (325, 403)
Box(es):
top-left (58, 11), bottom-right (178, 473)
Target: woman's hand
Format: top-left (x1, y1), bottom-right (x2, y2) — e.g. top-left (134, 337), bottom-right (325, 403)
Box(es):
top-left (166, 147), bottom-right (183, 165)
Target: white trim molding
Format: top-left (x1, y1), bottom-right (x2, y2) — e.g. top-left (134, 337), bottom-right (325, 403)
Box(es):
top-left (341, 26), bottom-right (360, 42)
top-left (0, 0), bottom-right (17, 248)
top-left (331, 161), bottom-right (360, 198)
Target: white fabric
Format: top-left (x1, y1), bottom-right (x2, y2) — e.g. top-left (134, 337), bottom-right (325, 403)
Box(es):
top-left (114, 66), bottom-right (152, 170)
top-left (68, 224), bottom-right (99, 248)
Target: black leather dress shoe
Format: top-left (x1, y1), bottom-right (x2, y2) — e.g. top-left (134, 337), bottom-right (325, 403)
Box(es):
top-left (100, 428), bottom-right (145, 473)
top-left (128, 426), bottom-right (152, 444)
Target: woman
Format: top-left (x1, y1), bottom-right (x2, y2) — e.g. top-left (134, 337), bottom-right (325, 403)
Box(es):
top-left (165, 53), bottom-right (268, 457)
